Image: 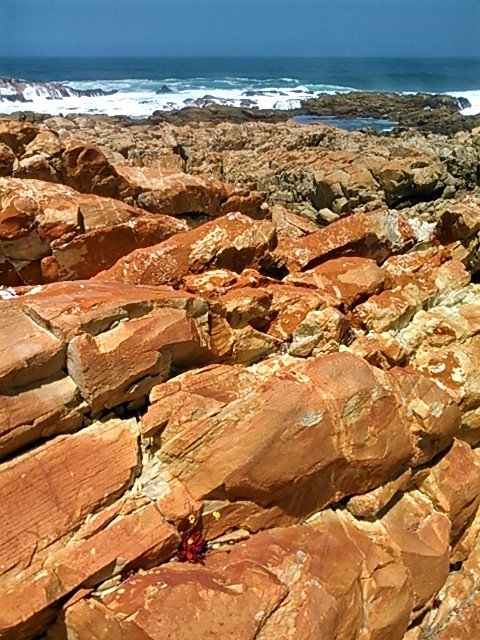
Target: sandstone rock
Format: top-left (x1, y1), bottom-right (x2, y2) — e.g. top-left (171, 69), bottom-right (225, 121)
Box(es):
top-left (285, 256), bottom-right (385, 309)
top-left (353, 259), bottom-right (470, 332)
top-left (395, 293), bottom-right (480, 421)
top-left (0, 373), bottom-right (86, 460)
top-left (352, 490), bottom-right (451, 611)
top-left (0, 111), bottom-right (478, 640)
top-left (55, 511), bottom-right (413, 640)
top-left (404, 519), bottom-right (480, 638)
top-left (347, 332), bottom-right (407, 369)
top-left (182, 267), bottom-right (276, 297)
top-left (0, 417), bottom-right (180, 640)
top-left (150, 352), bottom-right (459, 524)
top-left (436, 194), bottom-right (480, 243)
top-left (54, 560), bottom-right (287, 640)
top-left (0, 143), bottom-right (15, 177)
top-left (278, 209), bottom-right (414, 272)
top-left (14, 280), bottom-right (203, 340)
top-left (239, 511), bottom-right (414, 640)
top-left (116, 164), bottom-right (263, 217)
top-left (0, 301), bottom-right (65, 391)
top-left (0, 281), bottom-right (219, 456)
top-left (269, 203), bottom-right (319, 239)
top-left (288, 306), bottom-right (349, 356)
top-left (67, 307), bottom-right (210, 413)
top-left (0, 177), bottom-right (186, 284)
top-left (347, 469), bottom-right (412, 518)
top-left (375, 159), bottom-right (444, 206)
top-left (415, 439), bottom-right (480, 543)
top-left (0, 118), bottom-right (38, 155)
top-left (142, 363), bottom-right (258, 440)
top-left (59, 141), bottom-right (133, 198)
top-left (96, 213), bottom-right (276, 286)
top-left (381, 246), bottom-right (450, 288)
top-left (36, 115), bottom-right (479, 210)
top-left (14, 135), bottom-right (263, 218)
top-left (13, 130), bottom-right (64, 182)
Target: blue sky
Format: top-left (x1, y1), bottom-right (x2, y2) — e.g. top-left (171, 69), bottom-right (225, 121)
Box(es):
top-left (1, 0), bottom-right (479, 57)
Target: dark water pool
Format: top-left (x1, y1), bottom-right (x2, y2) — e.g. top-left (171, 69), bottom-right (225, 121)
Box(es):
top-left (292, 114), bottom-right (395, 132)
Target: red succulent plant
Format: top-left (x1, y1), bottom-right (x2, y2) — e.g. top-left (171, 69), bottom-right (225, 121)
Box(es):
top-left (177, 528), bottom-right (208, 564)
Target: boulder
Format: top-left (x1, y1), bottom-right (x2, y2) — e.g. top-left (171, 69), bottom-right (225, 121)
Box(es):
top-left (96, 213), bottom-right (276, 287)
top-left (145, 351), bottom-right (459, 525)
top-left (285, 256), bottom-right (385, 309)
top-left (53, 511), bottom-right (414, 640)
top-left (278, 209), bottom-right (415, 272)
top-left (0, 143), bottom-right (15, 177)
top-left (0, 417), bottom-right (179, 639)
top-left (0, 177), bottom-right (187, 284)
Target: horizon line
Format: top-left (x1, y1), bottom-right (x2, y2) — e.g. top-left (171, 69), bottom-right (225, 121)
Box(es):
top-left (1, 55), bottom-right (480, 60)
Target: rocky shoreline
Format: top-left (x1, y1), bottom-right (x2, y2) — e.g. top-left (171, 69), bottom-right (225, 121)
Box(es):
top-left (5, 88), bottom-right (480, 134)
top-left (1, 104), bottom-right (480, 639)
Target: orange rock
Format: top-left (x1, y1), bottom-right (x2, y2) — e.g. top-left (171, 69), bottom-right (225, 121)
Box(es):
top-left (0, 302), bottom-right (65, 391)
top-left (416, 439), bottom-right (480, 543)
top-left (182, 267), bottom-right (276, 297)
top-left (347, 332), bottom-right (407, 369)
top-left (353, 259), bottom-right (470, 332)
top-left (269, 203), bottom-right (319, 239)
top-left (0, 143), bottom-right (15, 177)
top-left (60, 141), bottom-right (133, 198)
top-left (285, 255), bottom-right (385, 308)
top-left (57, 511), bottom-right (413, 640)
top-left (15, 280), bottom-right (201, 340)
top-left (279, 209), bottom-right (414, 272)
top-left (354, 490), bottom-right (451, 611)
top-left (155, 352), bottom-right (459, 522)
top-left (116, 164), bottom-right (262, 217)
top-left (230, 511), bottom-right (413, 640)
top-left (0, 417), bottom-right (180, 639)
top-left (0, 373), bottom-right (86, 460)
top-left (347, 469), bottom-right (412, 518)
top-left (15, 134), bottom-right (263, 218)
top-left (97, 213), bottom-right (276, 286)
top-left (0, 118), bottom-right (38, 155)
top-left (67, 307), bottom-right (210, 413)
top-left (55, 560), bottom-right (287, 640)
top-left (436, 194), bottom-right (480, 243)
top-left (0, 177), bottom-right (186, 284)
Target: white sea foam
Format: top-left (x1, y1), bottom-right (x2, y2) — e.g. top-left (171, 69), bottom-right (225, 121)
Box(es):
top-left (0, 78), bottom-right (352, 117)
top-left (0, 77), bottom-right (479, 118)
top-left (448, 91), bottom-right (480, 115)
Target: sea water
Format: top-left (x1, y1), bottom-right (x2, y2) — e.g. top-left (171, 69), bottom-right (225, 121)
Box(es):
top-left (0, 56), bottom-right (479, 118)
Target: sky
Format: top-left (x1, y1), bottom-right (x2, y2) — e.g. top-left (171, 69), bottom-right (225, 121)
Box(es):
top-left (1, 0), bottom-right (479, 58)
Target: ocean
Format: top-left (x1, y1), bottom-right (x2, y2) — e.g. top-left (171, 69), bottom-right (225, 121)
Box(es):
top-left (1, 57), bottom-right (479, 118)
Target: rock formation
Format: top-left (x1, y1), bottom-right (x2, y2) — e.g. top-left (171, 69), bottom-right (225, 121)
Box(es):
top-left (0, 111), bottom-right (480, 640)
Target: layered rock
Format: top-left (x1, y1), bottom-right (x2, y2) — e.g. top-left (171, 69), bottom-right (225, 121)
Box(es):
top-left (14, 115), bottom-right (479, 218)
top-left (277, 208), bottom-right (416, 272)
top-left (96, 213), bottom-right (276, 286)
top-left (52, 511), bottom-right (414, 640)
top-left (0, 177), bottom-right (186, 284)
top-left (142, 352), bottom-right (459, 529)
top-left (7, 127), bottom-right (263, 218)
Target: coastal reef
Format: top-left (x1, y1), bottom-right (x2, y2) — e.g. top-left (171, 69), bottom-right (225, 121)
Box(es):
top-left (1, 109), bottom-right (480, 639)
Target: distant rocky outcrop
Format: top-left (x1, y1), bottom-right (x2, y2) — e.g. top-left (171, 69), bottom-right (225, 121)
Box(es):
top-left (155, 84), bottom-right (174, 94)
top-left (0, 76), bottom-right (117, 103)
top-left (150, 91), bottom-right (479, 134)
top-left (302, 91), bottom-right (477, 135)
